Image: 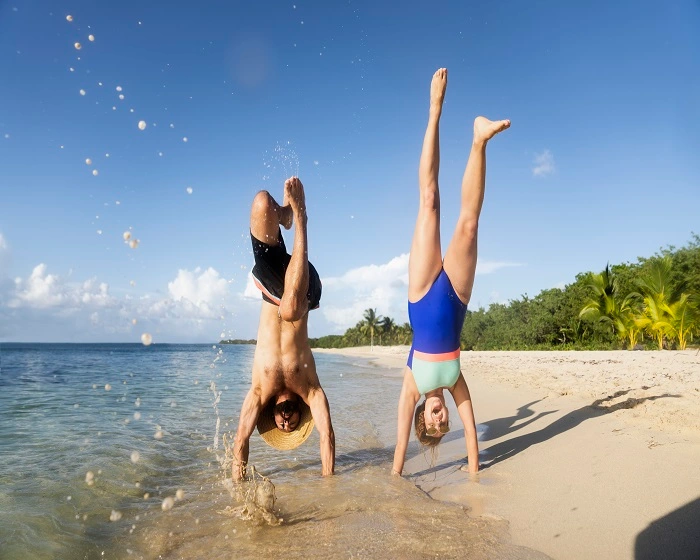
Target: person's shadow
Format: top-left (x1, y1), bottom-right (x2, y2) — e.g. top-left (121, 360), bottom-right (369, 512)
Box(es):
top-left (479, 389), bottom-right (680, 470)
top-left (479, 398), bottom-right (558, 442)
top-left (411, 389), bottom-right (680, 477)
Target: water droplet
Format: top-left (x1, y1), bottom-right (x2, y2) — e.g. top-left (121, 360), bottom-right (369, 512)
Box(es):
top-left (74, 42), bottom-right (82, 50)
top-left (110, 510), bottom-right (122, 522)
top-left (138, 120), bottom-right (146, 130)
top-left (92, 169), bottom-right (99, 176)
top-left (104, 384), bottom-right (112, 391)
top-left (123, 231), bottom-right (131, 241)
top-left (182, 137), bottom-right (188, 142)
top-left (85, 158), bottom-right (92, 165)
top-left (66, 15), bottom-right (73, 22)
top-left (130, 451), bottom-right (140, 463)
top-left (133, 411), bottom-right (141, 420)
top-left (141, 332), bottom-right (152, 345)
top-left (175, 489), bottom-right (184, 500)
top-left (79, 89), bottom-right (86, 96)
top-left (119, 94), bottom-right (125, 100)
top-left (162, 497), bottom-right (175, 511)
top-left (154, 430), bottom-right (163, 440)
top-left (85, 471), bottom-right (95, 485)
top-left (186, 187), bottom-right (193, 194)
top-left (129, 239), bottom-right (139, 249)
top-left (88, 34), bottom-right (95, 42)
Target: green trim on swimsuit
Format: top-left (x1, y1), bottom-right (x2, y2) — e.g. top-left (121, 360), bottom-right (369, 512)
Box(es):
top-left (411, 357), bottom-right (461, 394)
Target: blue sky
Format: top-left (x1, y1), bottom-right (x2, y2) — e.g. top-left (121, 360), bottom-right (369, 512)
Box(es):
top-left (0, 0), bottom-right (698, 342)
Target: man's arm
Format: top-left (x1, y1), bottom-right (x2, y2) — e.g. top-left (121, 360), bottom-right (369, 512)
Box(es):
top-left (450, 374), bottom-right (479, 473)
top-left (307, 386), bottom-right (335, 476)
top-left (232, 385), bottom-right (263, 481)
top-left (392, 367), bottom-right (420, 476)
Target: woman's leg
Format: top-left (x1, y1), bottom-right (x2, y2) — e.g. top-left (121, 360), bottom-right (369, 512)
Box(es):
top-left (443, 117), bottom-right (510, 304)
top-left (408, 68), bottom-right (448, 302)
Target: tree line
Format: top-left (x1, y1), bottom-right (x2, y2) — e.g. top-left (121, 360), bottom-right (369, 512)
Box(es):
top-left (310, 234), bottom-right (700, 350)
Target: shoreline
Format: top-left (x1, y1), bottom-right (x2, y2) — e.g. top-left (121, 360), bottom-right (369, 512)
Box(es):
top-left (314, 346), bottom-right (700, 560)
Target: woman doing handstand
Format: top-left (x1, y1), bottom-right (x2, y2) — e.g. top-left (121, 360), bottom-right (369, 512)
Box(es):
top-left (392, 68), bottom-right (510, 476)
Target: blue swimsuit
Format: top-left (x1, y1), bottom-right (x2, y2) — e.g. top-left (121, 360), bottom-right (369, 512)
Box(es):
top-left (407, 269), bottom-right (468, 394)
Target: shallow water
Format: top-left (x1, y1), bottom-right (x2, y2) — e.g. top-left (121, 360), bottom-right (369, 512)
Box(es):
top-left (0, 343), bottom-right (547, 559)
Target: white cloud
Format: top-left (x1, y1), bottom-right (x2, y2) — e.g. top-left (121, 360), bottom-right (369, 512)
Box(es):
top-left (320, 254), bottom-right (410, 330)
top-left (532, 149), bottom-right (555, 177)
top-left (9, 264), bottom-right (116, 309)
top-left (0, 233), bottom-right (7, 251)
top-left (476, 261), bottom-right (522, 274)
top-left (167, 267), bottom-right (229, 318)
top-left (2, 264), bottom-right (239, 341)
top-left (242, 273), bottom-right (260, 299)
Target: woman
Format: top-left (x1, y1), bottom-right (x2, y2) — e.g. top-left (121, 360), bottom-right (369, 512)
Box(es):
top-left (392, 68), bottom-right (510, 476)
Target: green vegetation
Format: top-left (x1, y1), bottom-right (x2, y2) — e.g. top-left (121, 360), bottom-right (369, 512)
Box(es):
top-left (220, 339), bottom-right (257, 345)
top-left (311, 235), bottom-right (700, 351)
top-left (308, 310), bottom-right (413, 349)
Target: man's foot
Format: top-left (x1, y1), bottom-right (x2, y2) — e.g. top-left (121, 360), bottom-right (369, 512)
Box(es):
top-left (473, 116), bottom-right (510, 146)
top-left (284, 177), bottom-right (306, 222)
top-left (279, 187), bottom-right (293, 230)
top-left (430, 68), bottom-right (447, 116)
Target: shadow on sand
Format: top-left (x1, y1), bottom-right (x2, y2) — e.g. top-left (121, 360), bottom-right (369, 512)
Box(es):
top-left (412, 390), bottom-right (680, 477)
top-left (634, 496), bottom-right (700, 560)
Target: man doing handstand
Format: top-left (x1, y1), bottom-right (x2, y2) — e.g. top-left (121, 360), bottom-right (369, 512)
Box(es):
top-left (232, 177), bottom-right (335, 481)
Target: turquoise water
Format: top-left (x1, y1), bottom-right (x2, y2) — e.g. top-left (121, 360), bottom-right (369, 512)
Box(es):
top-left (0, 343), bottom-right (546, 559)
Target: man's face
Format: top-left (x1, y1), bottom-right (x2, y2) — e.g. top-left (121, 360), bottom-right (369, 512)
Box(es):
top-left (273, 399), bottom-right (300, 432)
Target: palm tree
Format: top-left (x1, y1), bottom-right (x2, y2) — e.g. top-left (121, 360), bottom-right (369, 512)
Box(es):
top-left (361, 308), bottom-right (383, 349)
top-left (636, 257), bottom-right (675, 350)
top-left (579, 265), bottom-right (627, 346)
top-left (380, 316), bottom-right (396, 345)
top-left (665, 293), bottom-right (699, 350)
top-left (396, 322), bottom-right (413, 345)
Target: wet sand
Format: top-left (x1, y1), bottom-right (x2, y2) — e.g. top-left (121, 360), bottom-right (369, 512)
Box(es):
top-left (313, 347), bottom-right (700, 560)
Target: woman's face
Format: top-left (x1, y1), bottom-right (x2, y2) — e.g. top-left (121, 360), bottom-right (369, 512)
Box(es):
top-left (423, 395), bottom-right (449, 437)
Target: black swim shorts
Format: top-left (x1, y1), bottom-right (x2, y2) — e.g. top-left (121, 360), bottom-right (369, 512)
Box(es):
top-left (251, 229), bottom-right (322, 310)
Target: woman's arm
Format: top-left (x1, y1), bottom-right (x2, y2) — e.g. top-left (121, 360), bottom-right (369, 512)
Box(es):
top-left (392, 367), bottom-right (420, 476)
top-left (451, 373), bottom-right (479, 473)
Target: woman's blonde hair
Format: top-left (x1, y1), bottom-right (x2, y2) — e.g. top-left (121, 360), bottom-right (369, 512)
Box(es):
top-left (414, 401), bottom-right (441, 448)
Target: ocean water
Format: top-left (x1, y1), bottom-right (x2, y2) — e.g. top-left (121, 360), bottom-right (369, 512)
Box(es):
top-left (0, 343), bottom-right (546, 559)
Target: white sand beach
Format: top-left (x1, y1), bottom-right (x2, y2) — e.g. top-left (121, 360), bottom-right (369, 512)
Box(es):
top-left (314, 347), bottom-right (700, 560)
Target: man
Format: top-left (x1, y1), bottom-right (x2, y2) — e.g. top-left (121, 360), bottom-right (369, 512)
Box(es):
top-left (232, 177), bottom-right (335, 481)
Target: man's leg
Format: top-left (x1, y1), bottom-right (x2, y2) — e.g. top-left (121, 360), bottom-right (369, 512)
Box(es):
top-left (408, 68), bottom-right (447, 302)
top-left (278, 177), bottom-right (309, 322)
top-left (443, 116), bottom-right (510, 305)
top-left (250, 190), bottom-right (292, 244)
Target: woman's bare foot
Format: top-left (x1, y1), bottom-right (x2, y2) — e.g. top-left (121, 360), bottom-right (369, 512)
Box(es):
top-left (473, 116), bottom-right (510, 146)
top-left (430, 68), bottom-right (448, 116)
